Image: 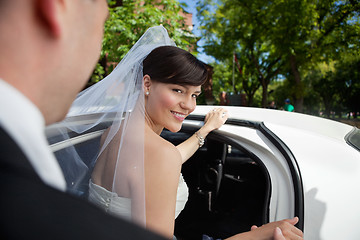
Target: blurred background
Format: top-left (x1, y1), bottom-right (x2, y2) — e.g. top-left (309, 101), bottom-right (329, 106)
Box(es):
top-left (91, 0), bottom-right (360, 126)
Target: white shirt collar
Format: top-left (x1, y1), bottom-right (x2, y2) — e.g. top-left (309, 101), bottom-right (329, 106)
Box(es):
top-left (0, 79), bottom-right (66, 191)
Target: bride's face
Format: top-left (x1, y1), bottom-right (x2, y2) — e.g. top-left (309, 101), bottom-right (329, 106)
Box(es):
top-left (145, 80), bottom-right (201, 133)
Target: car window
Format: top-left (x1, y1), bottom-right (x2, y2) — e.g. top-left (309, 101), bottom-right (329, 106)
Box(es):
top-left (345, 128), bottom-right (360, 152)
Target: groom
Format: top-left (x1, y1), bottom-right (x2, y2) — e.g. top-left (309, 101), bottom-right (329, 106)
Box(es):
top-left (0, 0), bottom-right (165, 239)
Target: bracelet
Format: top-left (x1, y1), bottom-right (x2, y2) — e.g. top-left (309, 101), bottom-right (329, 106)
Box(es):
top-left (195, 131), bottom-right (205, 148)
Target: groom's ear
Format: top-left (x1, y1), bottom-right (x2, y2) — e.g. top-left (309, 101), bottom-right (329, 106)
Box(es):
top-left (36, 0), bottom-right (65, 38)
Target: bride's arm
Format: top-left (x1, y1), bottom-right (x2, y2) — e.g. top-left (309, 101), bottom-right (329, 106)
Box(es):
top-left (144, 137), bottom-right (182, 239)
top-left (176, 108), bottom-right (228, 163)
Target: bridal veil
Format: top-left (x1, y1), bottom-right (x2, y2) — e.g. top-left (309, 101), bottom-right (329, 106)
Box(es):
top-left (51, 26), bottom-right (176, 227)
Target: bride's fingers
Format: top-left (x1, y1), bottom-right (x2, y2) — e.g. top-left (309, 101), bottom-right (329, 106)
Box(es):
top-left (205, 108), bottom-right (228, 126)
top-left (221, 110), bottom-right (228, 119)
top-left (211, 108), bottom-right (227, 116)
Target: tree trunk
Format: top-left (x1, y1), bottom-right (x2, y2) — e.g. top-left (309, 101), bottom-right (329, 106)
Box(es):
top-left (262, 81), bottom-right (268, 108)
top-left (247, 93), bottom-right (254, 106)
top-left (324, 103), bottom-right (331, 118)
top-left (203, 64), bottom-right (215, 104)
top-left (290, 54), bottom-right (303, 112)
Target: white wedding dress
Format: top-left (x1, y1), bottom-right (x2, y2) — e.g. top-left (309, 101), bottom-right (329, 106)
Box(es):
top-left (88, 173), bottom-right (189, 220)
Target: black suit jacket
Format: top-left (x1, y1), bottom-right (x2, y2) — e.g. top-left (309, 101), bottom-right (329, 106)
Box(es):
top-left (0, 127), bottom-right (165, 240)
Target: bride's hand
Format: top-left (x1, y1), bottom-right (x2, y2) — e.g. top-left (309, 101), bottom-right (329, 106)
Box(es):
top-left (203, 108), bottom-right (228, 133)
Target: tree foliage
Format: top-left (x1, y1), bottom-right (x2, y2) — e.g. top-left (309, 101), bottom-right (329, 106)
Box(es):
top-left (197, 0), bottom-right (360, 113)
top-left (310, 54), bottom-right (360, 117)
top-left (89, 0), bottom-right (198, 85)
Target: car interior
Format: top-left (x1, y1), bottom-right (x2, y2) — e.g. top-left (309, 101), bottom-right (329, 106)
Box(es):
top-left (162, 127), bottom-right (270, 240)
top-left (50, 124), bottom-right (271, 240)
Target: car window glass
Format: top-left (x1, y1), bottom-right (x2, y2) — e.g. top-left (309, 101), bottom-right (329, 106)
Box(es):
top-left (345, 128), bottom-right (360, 152)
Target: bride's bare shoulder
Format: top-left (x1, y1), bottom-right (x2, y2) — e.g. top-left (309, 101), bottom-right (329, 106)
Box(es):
top-left (145, 129), bottom-right (181, 168)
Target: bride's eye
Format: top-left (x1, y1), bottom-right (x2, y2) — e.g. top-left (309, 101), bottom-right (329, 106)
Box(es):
top-left (192, 94), bottom-right (199, 98)
top-left (173, 89), bottom-right (183, 94)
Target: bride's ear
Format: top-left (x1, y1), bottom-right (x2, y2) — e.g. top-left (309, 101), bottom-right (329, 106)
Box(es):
top-left (143, 75), bottom-right (151, 93)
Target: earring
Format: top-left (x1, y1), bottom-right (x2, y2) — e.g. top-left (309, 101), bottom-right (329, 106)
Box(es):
top-left (146, 91), bottom-right (149, 96)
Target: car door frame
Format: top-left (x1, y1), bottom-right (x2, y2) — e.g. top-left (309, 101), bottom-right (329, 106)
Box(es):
top-left (185, 115), bottom-right (304, 231)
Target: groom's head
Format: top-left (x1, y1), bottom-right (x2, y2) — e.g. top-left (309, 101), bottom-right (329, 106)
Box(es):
top-left (0, 0), bottom-right (109, 125)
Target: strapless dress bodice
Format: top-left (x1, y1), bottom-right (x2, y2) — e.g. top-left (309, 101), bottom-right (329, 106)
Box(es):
top-left (88, 179), bottom-right (132, 220)
top-left (88, 173), bottom-right (189, 220)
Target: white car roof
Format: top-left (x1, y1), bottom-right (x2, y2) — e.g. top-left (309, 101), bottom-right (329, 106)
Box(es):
top-left (193, 105), bottom-right (354, 142)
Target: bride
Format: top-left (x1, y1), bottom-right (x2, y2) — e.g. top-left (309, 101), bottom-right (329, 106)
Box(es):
top-left (63, 26), bottom-right (303, 240)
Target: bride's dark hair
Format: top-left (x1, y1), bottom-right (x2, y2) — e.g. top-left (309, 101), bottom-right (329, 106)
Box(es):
top-left (143, 46), bottom-right (208, 86)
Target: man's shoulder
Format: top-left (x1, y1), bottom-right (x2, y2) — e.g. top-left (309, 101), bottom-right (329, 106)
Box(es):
top-left (0, 165), bottom-right (166, 240)
top-left (0, 126), bottom-right (166, 240)
top-left (0, 126), bottom-right (40, 179)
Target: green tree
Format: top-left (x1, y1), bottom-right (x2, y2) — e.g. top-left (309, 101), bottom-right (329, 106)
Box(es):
top-left (267, 0), bottom-right (359, 112)
top-left (197, 0), bottom-right (360, 112)
top-left (303, 53), bottom-right (360, 118)
top-left (308, 62), bottom-right (340, 117)
top-left (90, 0), bottom-right (198, 86)
top-left (332, 54), bottom-right (360, 117)
top-left (235, 53), bottom-right (261, 106)
top-left (197, 0), bottom-right (282, 107)
top-left (211, 61), bottom-right (237, 101)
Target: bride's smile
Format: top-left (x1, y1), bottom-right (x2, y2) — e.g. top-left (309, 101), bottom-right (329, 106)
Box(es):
top-left (170, 111), bottom-right (186, 122)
